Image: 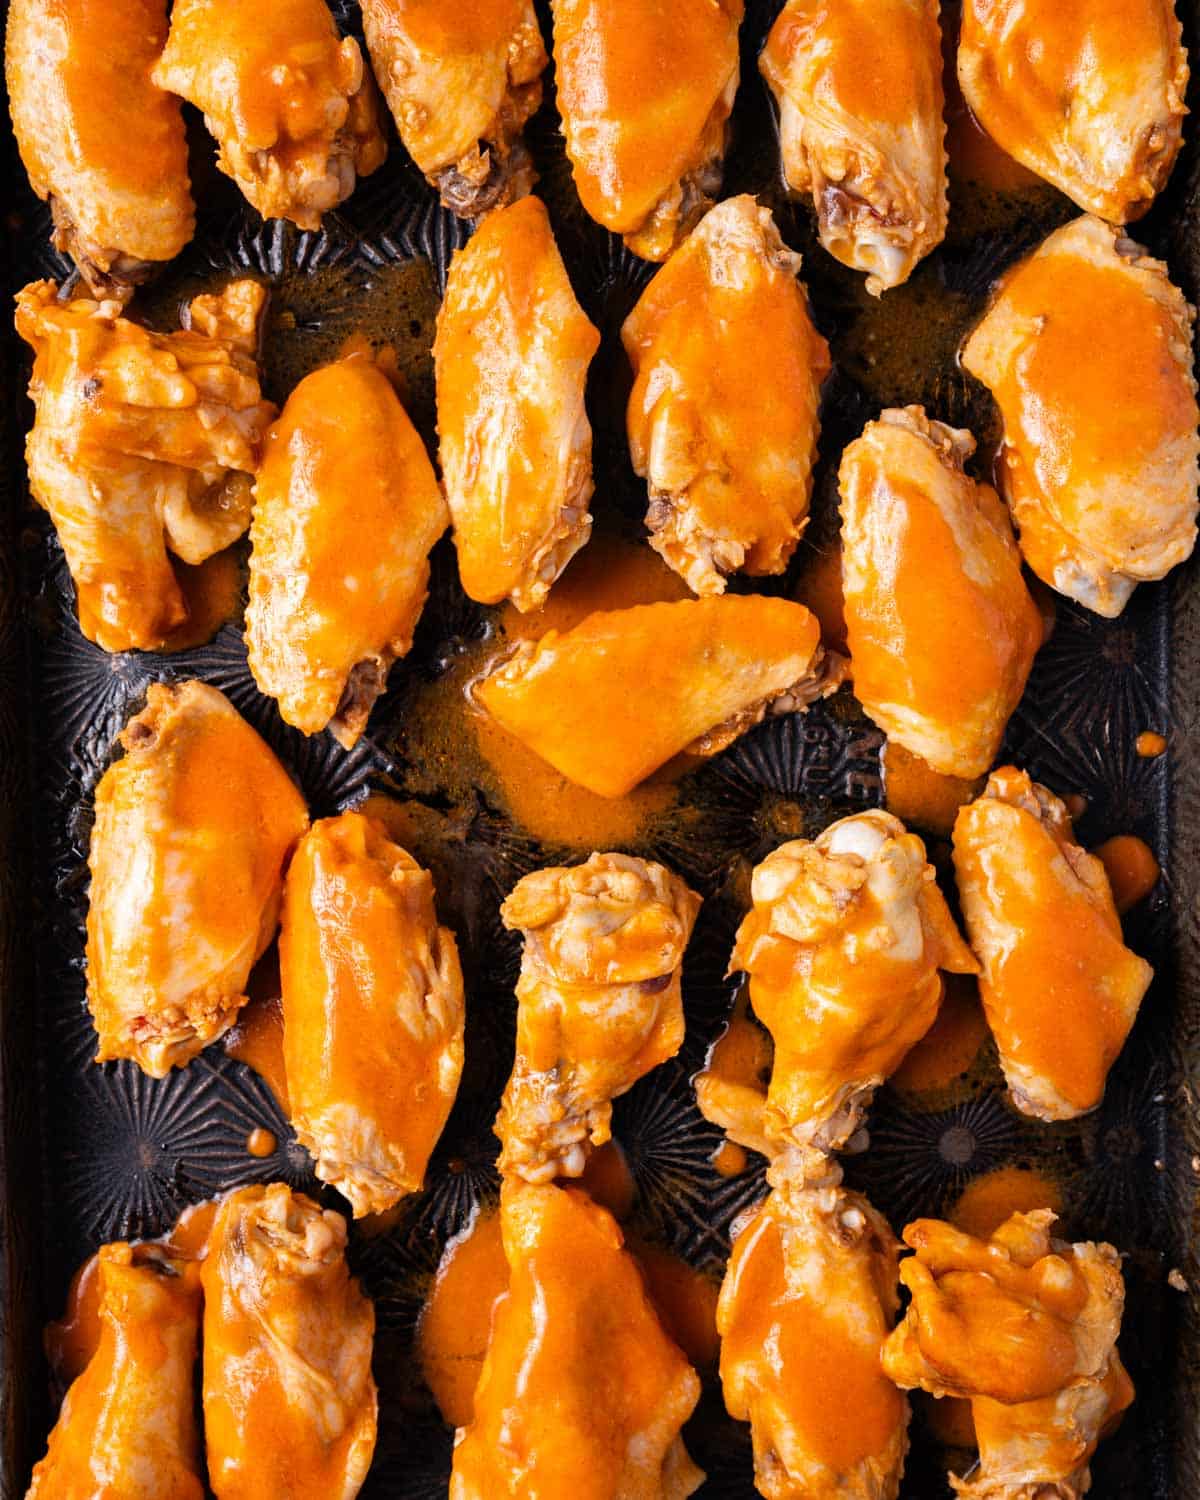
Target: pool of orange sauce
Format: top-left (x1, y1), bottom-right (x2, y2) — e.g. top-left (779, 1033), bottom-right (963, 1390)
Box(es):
top-left (793, 542), bottom-right (847, 655)
top-left (883, 741), bottom-right (985, 838)
top-left (1093, 835), bottom-right (1160, 915)
top-left (940, 4), bottom-right (1045, 196)
top-left (949, 1165), bottom-right (1062, 1241)
top-left (223, 968), bottom-right (288, 1115)
top-left (158, 548), bottom-right (244, 653)
top-left (1136, 731), bottom-right (1167, 759)
top-left (578, 1140), bottom-right (636, 1220)
top-left (891, 975), bottom-right (990, 1097)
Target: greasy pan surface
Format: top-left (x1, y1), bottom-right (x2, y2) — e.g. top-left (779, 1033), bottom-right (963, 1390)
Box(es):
top-left (2, 0), bottom-right (1200, 1494)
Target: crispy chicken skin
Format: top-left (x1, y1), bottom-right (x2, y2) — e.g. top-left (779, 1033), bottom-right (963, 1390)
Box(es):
top-left (16, 278), bottom-right (273, 654)
top-left (550, 0), bottom-right (744, 261)
top-left (622, 195), bottom-right (831, 595)
top-left (450, 1181), bottom-right (704, 1500)
top-left (434, 195), bottom-right (599, 612)
top-left (6, 0), bottom-right (194, 296)
top-left (718, 1156), bottom-right (908, 1500)
top-left (723, 811), bottom-right (977, 1154)
top-left (882, 1210), bottom-right (1131, 1500)
top-left (475, 596), bottom-right (845, 798)
top-left (495, 852), bottom-right (701, 1182)
top-left (279, 812), bottom-right (465, 1217)
top-left (961, 214), bottom-right (1199, 617)
top-left (26, 1244), bottom-right (203, 1500)
top-left (839, 406), bottom-right (1042, 779)
top-left (957, 0), bottom-right (1188, 223)
top-left (760, 0), bottom-right (947, 294)
top-left (87, 681), bottom-right (309, 1078)
top-left (952, 767), bottom-right (1153, 1121)
top-left (202, 1185), bottom-right (377, 1500)
top-left (153, 0), bottom-right (387, 230)
top-left (361, 0), bottom-right (547, 217)
top-left (246, 351), bottom-right (448, 748)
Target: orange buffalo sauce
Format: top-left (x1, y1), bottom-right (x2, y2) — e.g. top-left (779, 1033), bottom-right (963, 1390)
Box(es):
top-left (919, 1391), bottom-right (977, 1449)
top-left (1094, 835), bottom-right (1160, 915)
top-left (950, 1166), bottom-right (1062, 1241)
top-left (884, 740), bottom-right (985, 837)
top-left (223, 985), bottom-right (288, 1115)
top-left (712, 1140), bottom-right (749, 1177)
top-left (793, 542), bottom-right (847, 655)
top-left (1136, 731), bottom-right (1167, 759)
top-left (246, 1127), bottom-right (277, 1158)
top-left (628, 1240), bottom-right (721, 1370)
top-left (157, 548), bottom-right (244, 654)
top-left (578, 1140), bottom-right (636, 1222)
top-left (891, 974), bottom-right (990, 1096)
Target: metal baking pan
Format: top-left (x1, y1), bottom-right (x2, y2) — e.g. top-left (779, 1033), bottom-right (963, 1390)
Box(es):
top-left (1, 0), bottom-right (1198, 1494)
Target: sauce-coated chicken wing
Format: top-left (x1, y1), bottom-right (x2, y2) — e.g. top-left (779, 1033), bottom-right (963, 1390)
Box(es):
top-left (26, 1244), bottom-right (202, 1500)
top-left (722, 811), bottom-right (977, 1154)
top-left (246, 351), bottom-right (448, 747)
top-left (434, 195), bottom-right (599, 611)
top-left (361, 0), bottom-right (547, 216)
top-left (450, 1180), bottom-right (704, 1499)
top-left (279, 812), bottom-right (465, 1216)
top-left (474, 595), bottom-right (845, 798)
top-left (202, 1184), bottom-right (377, 1500)
top-left (957, 0), bottom-right (1188, 223)
top-left (495, 852), bottom-right (700, 1181)
top-left (16, 278), bottom-right (273, 654)
top-left (961, 214), bottom-right (1199, 617)
top-left (760, 0), bottom-right (946, 293)
top-left (718, 1157), bottom-right (908, 1499)
top-left (882, 1210), bottom-right (1131, 1500)
top-left (6, 0), bottom-right (194, 295)
top-left (839, 406), bottom-right (1042, 778)
top-left (551, 0), bottom-right (743, 261)
top-left (622, 195), bottom-right (830, 595)
top-left (154, 0), bottom-right (386, 229)
top-left (952, 767), bottom-right (1153, 1120)
top-left (87, 680), bottom-right (309, 1077)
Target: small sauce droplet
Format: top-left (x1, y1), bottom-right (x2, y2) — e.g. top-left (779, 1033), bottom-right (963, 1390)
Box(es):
top-left (246, 1127), bottom-right (276, 1158)
top-left (1093, 835), bottom-right (1160, 915)
top-left (711, 1140), bottom-right (749, 1177)
top-left (1062, 793), bottom-right (1088, 822)
top-left (1136, 730), bottom-right (1167, 759)
top-left (949, 1165), bottom-right (1061, 1241)
top-left (891, 975), bottom-right (990, 1096)
top-left (156, 548), bottom-right (244, 654)
top-left (883, 740), bottom-right (984, 837)
top-left (578, 1140), bottom-right (636, 1221)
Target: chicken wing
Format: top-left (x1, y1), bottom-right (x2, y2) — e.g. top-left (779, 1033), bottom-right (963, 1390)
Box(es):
top-left (622, 195), bottom-right (830, 595)
top-left (202, 1184), bottom-right (377, 1500)
top-left (279, 812), bottom-right (465, 1216)
top-left (26, 1244), bottom-right (202, 1500)
top-left (6, 0), bottom-right (193, 296)
top-left (434, 195), bottom-right (599, 611)
top-left (450, 1180), bottom-right (704, 1499)
top-left (15, 277), bottom-right (273, 653)
top-left (474, 596), bottom-right (845, 798)
top-left (87, 680), bottom-right (309, 1077)
top-left (361, 0), bottom-right (547, 216)
top-left (153, 0), bottom-right (386, 229)
top-left (494, 852), bottom-right (701, 1181)
top-left (726, 811), bottom-right (977, 1153)
top-left (718, 1155), bottom-right (908, 1499)
top-left (960, 214), bottom-right (1199, 617)
top-left (839, 406), bottom-right (1042, 778)
top-left (760, 0), bottom-right (946, 294)
top-left (551, 0), bottom-right (743, 261)
top-left (957, 0), bottom-right (1188, 223)
top-left (246, 351), bottom-right (448, 748)
top-left (952, 767), bottom-right (1153, 1120)
top-left (882, 1210), bottom-right (1131, 1500)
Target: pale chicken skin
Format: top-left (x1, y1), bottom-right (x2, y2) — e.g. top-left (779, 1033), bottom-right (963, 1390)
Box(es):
top-left (26, 1244), bottom-right (203, 1500)
top-left (361, 0), bottom-right (547, 216)
top-left (450, 1181), bottom-right (704, 1500)
top-left (882, 1210), bottom-right (1132, 1500)
top-left (202, 1185), bottom-right (377, 1500)
top-left (16, 278), bottom-right (273, 654)
top-left (154, 0), bottom-right (387, 229)
top-left (958, 0), bottom-right (1188, 223)
top-left (474, 595), bottom-right (845, 798)
top-left (722, 811), bottom-right (977, 1154)
top-left (279, 812), bottom-right (466, 1217)
top-left (961, 214), bottom-right (1199, 617)
top-left (551, 0), bottom-right (744, 261)
top-left (760, 0), bottom-right (947, 294)
top-left (839, 406), bottom-right (1042, 779)
top-left (622, 195), bottom-right (831, 595)
top-left (718, 1156), bottom-right (908, 1500)
top-left (246, 351), bottom-right (448, 748)
top-left (952, 767), bottom-right (1154, 1121)
top-left (494, 852), bottom-right (701, 1182)
top-left (434, 195), bottom-right (599, 612)
top-left (87, 681), bottom-right (309, 1077)
top-left (6, 0), bottom-right (194, 295)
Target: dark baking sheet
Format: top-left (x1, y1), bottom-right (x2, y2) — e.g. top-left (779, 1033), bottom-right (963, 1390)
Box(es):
top-left (2, 1), bottom-right (1199, 1495)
